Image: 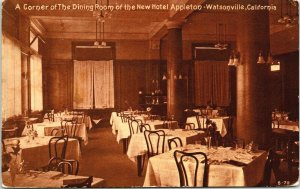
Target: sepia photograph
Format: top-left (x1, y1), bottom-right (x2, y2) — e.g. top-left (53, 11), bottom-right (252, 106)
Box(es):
top-left (1, 0), bottom-right (299, 187)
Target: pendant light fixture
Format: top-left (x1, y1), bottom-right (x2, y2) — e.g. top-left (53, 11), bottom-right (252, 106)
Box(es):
top-left (93, 0), bottom-right (112, 23)
top-left (228, 50), bottom-right (240, 66)
top-left (267, 53), bottom-right (274, 64)
top-left (228, 54), bottom-right (234, 66)
top-left (94, 20), bottom-right (100, 46)
top-left (257, 52), bottom-right (266, 64)
top-left (214, 23), bottom-right (228, 50)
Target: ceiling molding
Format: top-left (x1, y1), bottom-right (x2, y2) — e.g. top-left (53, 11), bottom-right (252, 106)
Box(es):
top-left (45, 32), bottom-right (150, 40)
top-left (30, 18), bottom-right (47, 36)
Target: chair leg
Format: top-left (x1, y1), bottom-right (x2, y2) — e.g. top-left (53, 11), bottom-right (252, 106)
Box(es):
top-left (122, 139), bottom-right (128, 154)
top-left (137, 155), bottom-right (143, 176)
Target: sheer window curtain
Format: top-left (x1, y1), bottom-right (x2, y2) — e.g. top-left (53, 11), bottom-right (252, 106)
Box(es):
top-left (73, 60), bottom-right (114, 109)
top-left (194, 61), bottom-right (229, 106)
top-left (2, 34), bottom-right (22, 119)
top-left (93, 60), bottom-right (114, 108)
top-left (30, 54), bottom-right (43, 111)
top-left (73, 60), bottom-right (93, 109)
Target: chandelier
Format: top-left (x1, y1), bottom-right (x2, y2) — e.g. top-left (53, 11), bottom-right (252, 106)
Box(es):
top-left (94, 19), bottom-right (110, 48)
top-left (278, 0), bottom-right (298, 28)
top-left (93, 0), bottom-right (112, 23)
top-left (214, 23), bottom-right (228, 50)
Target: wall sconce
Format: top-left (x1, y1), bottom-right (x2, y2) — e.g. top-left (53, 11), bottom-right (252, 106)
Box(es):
top-left (257, 51), bottom-right (266, 64)
top-left (267, 53), bottom-right (274, 64)
top-left (174, 73), bottom-right (184, 80)
top-left (228, 50), bottom-right (240, 66)
top-left (162, 73), bottom-right (185, 80)
top-left (162, 73), bottom-right (167, 80)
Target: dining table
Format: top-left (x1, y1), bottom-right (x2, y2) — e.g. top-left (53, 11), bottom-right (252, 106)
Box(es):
top-left (21, 120), bottom-right (89, 145)
top-left (143, 144), bottom-right (271, 187)
top-left (186, 116), bottom-right (229, 137)
top-left (2, 171), bottom-right (106, 188)
top-left (3, 136), bottom-right (81, 170)
top-left (44, 113), bottom-right (93, 130)
top-left (127, 129), bottom-right (206, 176)
top-left (273, 120), bottom-right (299, 132)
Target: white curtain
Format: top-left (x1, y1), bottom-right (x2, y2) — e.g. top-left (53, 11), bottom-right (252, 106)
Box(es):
top-left (73, 60), bottom-right (93, 109)
top-left (30, 54), bottom-right (43, 111)
top-left (94, 60), bottom-right (114, 108)
top-left (2, 34), bottom-right (22, 119)
top-left (73, 60), bottom-right (114, 109)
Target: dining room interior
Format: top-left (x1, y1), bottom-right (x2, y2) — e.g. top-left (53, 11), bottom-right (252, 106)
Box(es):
top-left (1, 0), bottom-right (299, 187)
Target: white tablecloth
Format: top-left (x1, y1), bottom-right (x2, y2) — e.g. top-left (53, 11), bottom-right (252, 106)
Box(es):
top-left (2, 171), bottom-right (106, 188)
top-left (22, 121), bottom-right (88, 145)
top-left (115, 120), bottom-right (178, 143)
top-left (44, 113), bottom-right (93, 130)
top-left (143, 145), bottom-right (268, 187)
top-left (127, 129), bottom-right (206, 162)
top-left (186, 116), bottom-right (229, 137)
top-left (277, 125), bottom-right (299, 132)
top-left (4, 136), bottom-right (81, 170)
top-left (110, 112), bottom-right (178, 143)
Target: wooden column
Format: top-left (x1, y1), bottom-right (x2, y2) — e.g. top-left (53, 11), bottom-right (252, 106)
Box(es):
top-left (236, 0), bottom-right (272, 149)
top-left (166, 21), bottom-right (187, 123)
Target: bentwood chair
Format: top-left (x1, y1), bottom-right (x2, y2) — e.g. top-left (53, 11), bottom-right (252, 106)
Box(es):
top-left (259, 149), bottom-right (275, 186)
top-left (173, 150), bottom-right (209, 187)
top-left (168, 137), bottom-right (183, 150)
top-left (183, 123), bottom-right (196, 130)
top-left (58, 159), bottom-right (80, 175)
top-left (48, 135), bottom-right (68, 160)
top-left (62, 119), bottom-right (84, 150)
top-left (63, 176), bottom-right (93, 188)
top-left (48, 157), bottom-right (79, 175)
top-left (144, 130), bottom-right (166, 157)
top-left (140, 130), bottom-right (166, 176)
top-left (139, 124), bottom-right (151, 132)
top-left (61, 120), bottom-right (78, 137)
top-left (195, 115), bottom-right (206, 131)
top-left (129, 119), bottom-right (141, 136)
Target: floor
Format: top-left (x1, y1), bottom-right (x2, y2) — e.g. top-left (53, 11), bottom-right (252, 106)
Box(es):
top-left (78, 125), bottom-right (145, 187)
top-left (77, 124), bottom-right (299, 187)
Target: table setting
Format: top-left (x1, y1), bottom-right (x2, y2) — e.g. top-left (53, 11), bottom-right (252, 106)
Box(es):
top-left (21, 119), bottom-right (89, 145)
top-left (3, 136), bottom-right (81, 170)
top-left (143, 143), bottom-right (269, 187)
top-left (2, 170), bottom-right (106, 188)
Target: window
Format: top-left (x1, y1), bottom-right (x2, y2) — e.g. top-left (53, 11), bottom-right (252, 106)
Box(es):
top-left (30, 54), bottom-right (43, 111)
top-left (73, 60), bottom-right (114, 109)
top-left (2, 34), bottom-right (22, 119)
top-left (30, 31), bottom-right (39, 52)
